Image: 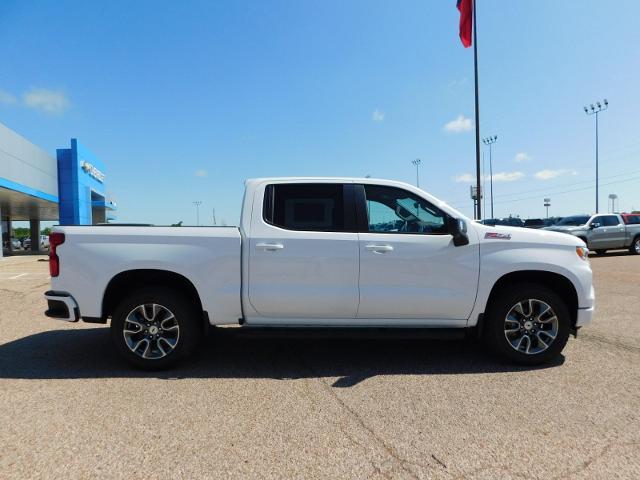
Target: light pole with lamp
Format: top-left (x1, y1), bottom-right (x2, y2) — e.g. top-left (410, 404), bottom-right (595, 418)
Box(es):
top-left (193, 201), bottom-right (202, 226)
top-left (411, 158), bottom-right (422, 188)
top-left (584, 99), bottom-right (608, 213)
top-left (482, 135), bottom-right (497, 218)
top-left (544, 198), bottom-right (551, 219)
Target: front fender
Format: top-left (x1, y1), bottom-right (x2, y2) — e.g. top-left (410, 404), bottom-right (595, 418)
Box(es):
top-left (466, 243), bottom-right (593, 327)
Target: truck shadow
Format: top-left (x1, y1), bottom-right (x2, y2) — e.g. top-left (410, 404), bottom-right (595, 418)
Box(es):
top-left (0, 327), bottom-right (564, 386)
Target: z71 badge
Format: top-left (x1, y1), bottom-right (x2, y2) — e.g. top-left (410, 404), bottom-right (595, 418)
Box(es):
top-left (485, 232), bottom-right (512, 240)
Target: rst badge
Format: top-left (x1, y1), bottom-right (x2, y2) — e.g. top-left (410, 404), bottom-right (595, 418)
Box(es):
top-left (485, 232), bottom-right (512, 240)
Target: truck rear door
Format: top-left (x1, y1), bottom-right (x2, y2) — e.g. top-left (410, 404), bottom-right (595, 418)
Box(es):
top-left (246, 182), bottom-right (359, 320)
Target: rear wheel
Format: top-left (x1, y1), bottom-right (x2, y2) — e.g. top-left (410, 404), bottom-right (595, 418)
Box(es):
top-left (485, 284), bottom-right (570, 365)
top-left (630, 236), bottom-right (640, 255)
top-left (110, 287), bottom-right (200, 369)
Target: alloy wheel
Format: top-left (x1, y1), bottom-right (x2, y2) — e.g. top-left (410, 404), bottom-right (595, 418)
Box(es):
top-left (504, 299), bottom-right (559, 355)
top-left (123, 304), bottom-right (180, 359)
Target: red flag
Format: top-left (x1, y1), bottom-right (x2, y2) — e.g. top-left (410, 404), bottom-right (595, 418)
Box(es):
top-left (457, 0), bottom-right (473, 48)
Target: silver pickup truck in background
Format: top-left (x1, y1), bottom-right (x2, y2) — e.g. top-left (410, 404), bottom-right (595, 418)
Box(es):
top-left (544, 213), bottom-right (640, 255)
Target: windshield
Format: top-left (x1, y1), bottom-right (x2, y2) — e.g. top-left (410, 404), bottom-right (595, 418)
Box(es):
top-left (556, 215), bottom-right (590, 226)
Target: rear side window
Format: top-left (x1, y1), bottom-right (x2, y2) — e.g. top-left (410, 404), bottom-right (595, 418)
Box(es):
top-left (623, 215), bottom-right (640, 225)
top-left (263, 183), bottom-right (346, 232)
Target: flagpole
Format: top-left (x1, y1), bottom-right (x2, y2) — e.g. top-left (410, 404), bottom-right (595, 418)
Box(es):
top-left (472, 0), bottom-right (481, 220)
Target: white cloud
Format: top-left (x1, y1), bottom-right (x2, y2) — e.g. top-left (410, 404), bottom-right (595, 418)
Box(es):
top-left (448, 78), bottom-right (467, 90)
top-left (0, 90), bottom-right (17, 105)
top-left (453, 171), bottom-right (525, 183)
top-left (372, 109), bottom-right (385, 122)
top-left (453, 173), bottom-right (476, 183)
top-left (534, 169), bottom-right (578, 180)
top-left (444, 114), bottom-right (473, 133)
top-left (492, 171), bottom-right (525, 182)
top-left (23, 88), bottom-right (70, 114)
top-left (514, 152), bottom-right (532, 163)
top-left (195, 169), bottom-right (208, 178)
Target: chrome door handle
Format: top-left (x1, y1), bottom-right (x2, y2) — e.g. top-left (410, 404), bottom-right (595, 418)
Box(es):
top-left (255, 242), bottom-right (284, 251)
top-left (365, 244), bottom-right (394, 253)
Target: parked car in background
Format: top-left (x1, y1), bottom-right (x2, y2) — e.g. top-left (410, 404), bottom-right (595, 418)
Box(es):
top-left (21, 235), bottom-right (50, 251)
top-left (544, 213), bottom-right (640, 255)
top-left (479, 217), bottom-right (524, 227)
top-left (546, 215), bottom-right (590, 228)
top-left (524, 219), bottom-right (545, 229)
top-left (45, 177), bottom-right (594, 369)
top-left (478, 218), bottom-right (499, 226)
top-left (544, 217), bottom-right (562, 227)
top-left (500, 217), bottom-right (524, 228)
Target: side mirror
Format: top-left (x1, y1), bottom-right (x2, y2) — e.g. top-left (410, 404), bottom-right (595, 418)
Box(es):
top-left (448, 217), bottom-right (470, 247)
top-left (590, 222), bottom-right (600, 229)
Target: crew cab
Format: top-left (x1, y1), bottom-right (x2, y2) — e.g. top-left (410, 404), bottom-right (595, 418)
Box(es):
top-left (544, 213), bottom-right (640, 255)
top-left (45, 178), bottom-right (595, 369)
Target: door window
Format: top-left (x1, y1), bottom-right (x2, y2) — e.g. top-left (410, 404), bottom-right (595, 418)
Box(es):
top-left (363, 185), bottom-right (448, 234)
top-left (601, 215), bottom-right (620, 227)
top-left (263, 183), bottom-right (346, 232)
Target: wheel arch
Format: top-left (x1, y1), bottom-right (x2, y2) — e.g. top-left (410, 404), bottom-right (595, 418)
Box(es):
top-left (486, 270), bottom-right (579, 327)
top-left (102, 269), bottom-right (205, 322)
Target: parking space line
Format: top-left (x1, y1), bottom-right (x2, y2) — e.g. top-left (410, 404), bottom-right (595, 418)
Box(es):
top-left (9, 273), bottom-right (28, 279)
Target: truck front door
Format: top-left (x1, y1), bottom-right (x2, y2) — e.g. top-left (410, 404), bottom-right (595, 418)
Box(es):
top-left (589, 215), bottom-right (626, 249)
top-left (355, 184), bottom-right (480, 322)
top-left (246, 182), bottom-right (359, 320)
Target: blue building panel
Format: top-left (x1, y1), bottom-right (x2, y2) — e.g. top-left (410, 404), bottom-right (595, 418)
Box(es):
top-left (56, 138), bottom-right (113, 225)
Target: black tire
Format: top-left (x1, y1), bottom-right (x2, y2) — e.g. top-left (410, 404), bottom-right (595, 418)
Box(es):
top-left (595, 249), bottom-right (607, 255)
top-left (484, 283), bottom-right (570, 365)
top-left (110, 287), bottom-right (200, 370)
top-left (630, 236), bottom-right (640, 255)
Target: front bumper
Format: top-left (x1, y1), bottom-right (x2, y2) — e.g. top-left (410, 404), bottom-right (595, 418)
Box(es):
top-left (576, 306), bottom-right (595, 327)
top-left (44, 290), bottom-right (79, 322)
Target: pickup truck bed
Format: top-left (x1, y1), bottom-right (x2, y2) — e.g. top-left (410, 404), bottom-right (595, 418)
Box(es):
top-left (49, 226), bottom-right (243, 323)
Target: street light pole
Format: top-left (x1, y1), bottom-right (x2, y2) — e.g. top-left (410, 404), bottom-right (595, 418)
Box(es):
top-left (544, 198), bottom-right (551, 219)
top-left (411, 158), bottom-right (422, 187)
top-left (193, 201), bottom-right (202, 226)
top-left (584, 99), bottom-right (608, 213)
top-left (482, 135), bottom-right (497, 218)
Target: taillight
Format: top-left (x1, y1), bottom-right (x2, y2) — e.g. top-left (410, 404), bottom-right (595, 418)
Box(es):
top-left (49, 232), bottom-right (65, 277)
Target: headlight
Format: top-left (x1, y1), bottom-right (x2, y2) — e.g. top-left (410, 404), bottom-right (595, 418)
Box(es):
top-left (576, 246), bottom-right (589, 261)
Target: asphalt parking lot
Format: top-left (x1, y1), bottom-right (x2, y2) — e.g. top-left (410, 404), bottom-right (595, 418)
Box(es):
top-left (0, 254), bottom-right (638, 479)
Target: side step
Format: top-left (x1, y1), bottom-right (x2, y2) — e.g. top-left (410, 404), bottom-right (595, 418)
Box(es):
top-left (222, 326), bottom-right (468, 340)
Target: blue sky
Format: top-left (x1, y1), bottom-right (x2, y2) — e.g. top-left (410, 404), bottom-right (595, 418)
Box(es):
top-left (1, 0), bottom-right (639, 225)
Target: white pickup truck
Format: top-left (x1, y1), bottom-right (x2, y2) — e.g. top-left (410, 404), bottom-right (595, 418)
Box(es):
top-left (45, 178), bottom-right (595, 369)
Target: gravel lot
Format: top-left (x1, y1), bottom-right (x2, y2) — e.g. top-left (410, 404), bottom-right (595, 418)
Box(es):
top-left (1, 254), bottom-right (638, 479)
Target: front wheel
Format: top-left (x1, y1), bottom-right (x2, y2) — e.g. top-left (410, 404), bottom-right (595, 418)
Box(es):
top-left (485, 284), bottom-right (570, 365)
top-left (110, 287), bottom-right (200, 369)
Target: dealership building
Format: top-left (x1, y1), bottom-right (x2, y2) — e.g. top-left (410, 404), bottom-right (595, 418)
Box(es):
top-left (0, 122), bottom-right (116, 258)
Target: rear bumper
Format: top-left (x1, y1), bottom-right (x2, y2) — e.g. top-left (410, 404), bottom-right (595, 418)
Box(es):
top-left (44, 290), bottom-right (79, 322)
